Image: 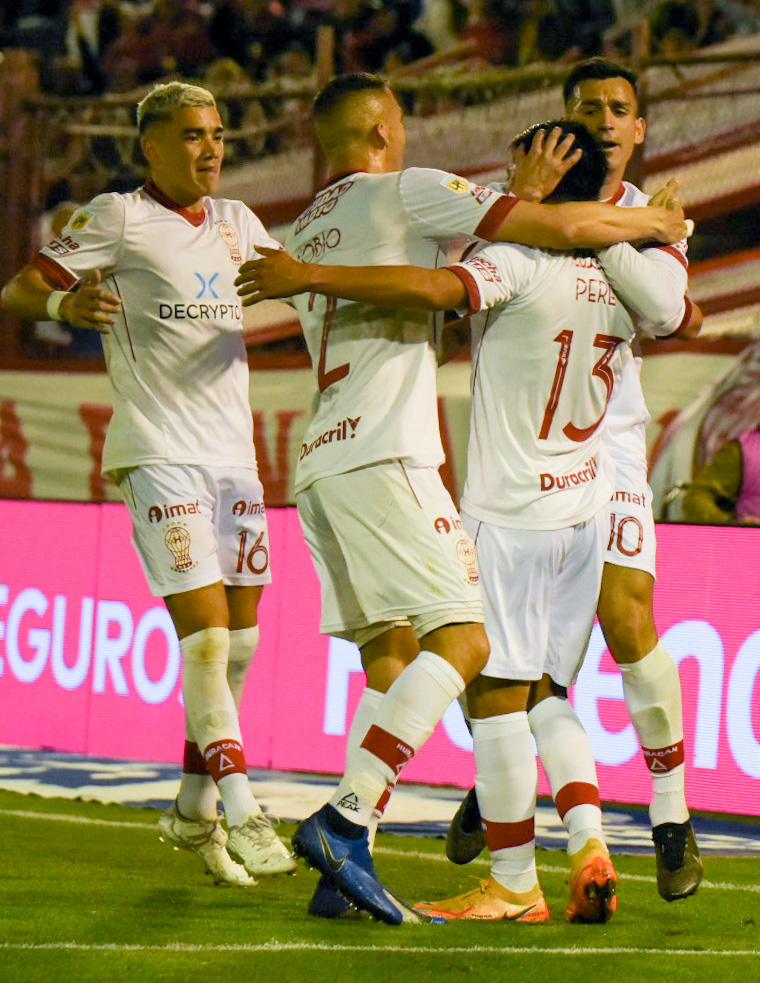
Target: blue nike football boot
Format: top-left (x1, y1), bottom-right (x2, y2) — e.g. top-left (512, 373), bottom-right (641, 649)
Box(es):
top-left (294, 805), bottom-right (442, 925)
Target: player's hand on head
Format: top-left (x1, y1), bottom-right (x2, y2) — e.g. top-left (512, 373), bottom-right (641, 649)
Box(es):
top-left (235, 246), bottom-right (310, 305)
top-left (509, 126), bottom-right (582, 203)
top-left (60, 269), bottom-right (121, 333)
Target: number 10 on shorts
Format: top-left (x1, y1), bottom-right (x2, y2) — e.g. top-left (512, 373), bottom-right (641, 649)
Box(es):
top-left (607, 511), bottom-right (644, 558)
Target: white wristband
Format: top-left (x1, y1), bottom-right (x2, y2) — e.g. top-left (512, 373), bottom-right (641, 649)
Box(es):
top-left (46, 290), bottom-right (68, 321)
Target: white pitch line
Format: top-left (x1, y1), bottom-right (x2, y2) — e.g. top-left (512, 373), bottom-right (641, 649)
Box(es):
top-left (2, 808), bottom-right (758, 894)
top-left (0, 808), bottom-right (158, 830)
top-left (0, 941), bottom-right (757, 957)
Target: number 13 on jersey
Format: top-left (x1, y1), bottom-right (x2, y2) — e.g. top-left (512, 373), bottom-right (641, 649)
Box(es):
top-left (539, 331), bottom-right (624, 442)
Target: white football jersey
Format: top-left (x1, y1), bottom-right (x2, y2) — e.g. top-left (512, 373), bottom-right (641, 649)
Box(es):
top-left (451, 242), bottom-right (635, 529)
top-left (602, 182), bottom-right (688, 470)
top-left (286, 168), bottom-right (517, 493)
top-left (35, 183), bottom-right (281, 474)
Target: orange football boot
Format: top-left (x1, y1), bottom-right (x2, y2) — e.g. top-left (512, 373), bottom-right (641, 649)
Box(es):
top-left (415, 878), bottom-right (550, 922)
top-left (565, 838), bottom-right (618, 924)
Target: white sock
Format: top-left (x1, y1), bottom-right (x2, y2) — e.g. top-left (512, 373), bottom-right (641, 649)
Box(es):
top-left (227, 626), bottom-right (260, 711)
top-left (181, 629), bottom-right (260, 828)
top-left (218, 773), bottom-right (263, 829)
top-left (177, 773), bottom-right (218, 822)
top-left (331, 652), bottom-right (464, 827)
top-left (529, 696), bottom-right (604, 855)
top-left (219, 628), bottom-right (262, 828)
top-left (176, 627), bottom-right (259, 821)
top-left (619, 641), bottom-right (689, 826)
top-left (329, 688), bottom-right (385, 849)
top-left (473, 711), bottom-right (539, 894)
top-left (181, 628), bottom-right (241, 747)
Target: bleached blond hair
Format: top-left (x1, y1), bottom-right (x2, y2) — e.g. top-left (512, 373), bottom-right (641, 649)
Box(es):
top-left (136, 81), bottom-right (217, 134)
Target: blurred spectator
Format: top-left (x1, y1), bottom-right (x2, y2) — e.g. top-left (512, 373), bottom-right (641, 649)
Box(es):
top-left (458, 0), bottom-right (514, 64)
top-left (650, 1), bottom-right (701, 54)
top-left (102, 0), bottom-right (214, 90)
top-left (538, 0), bottom-right (618, 61)
top-left (208, 0), bottom-right (297, 80)
top-left (463, 0), bottom-right (557, 66)
top-left (0, 0), bottom-right (70, 91)
top-left (52, 0), bottom-right (123, 94)
top-left (682, 428), bottom-right (760, 524)
top-left (650, 0), bottom-right (760, 55)
top-left (263, 42), bottom-right (315, 147)
top-left (510, 0), bottom-right (557, 66)
top-left (329, 0), bottom-right (432, 73)
top-left (204, 57), bottom-right (271, 158)
top-left (414, 0), bottom-right (469, 52)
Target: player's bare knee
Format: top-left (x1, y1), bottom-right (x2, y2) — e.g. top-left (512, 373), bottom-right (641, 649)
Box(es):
top-left (598, 594), bottom-right (657, 663)
top-left (422, 622), bottom-right (489, 681)
top-left (450, 623), bottom-right (489, 680)
top-left (469, 628), bottom-right (491, 676)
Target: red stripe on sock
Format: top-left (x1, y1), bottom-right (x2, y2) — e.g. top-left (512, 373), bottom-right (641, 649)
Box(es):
top-left (203, 739), bottom-right (247, 783)
top-left (643, 740), bottom-right (684, 774)
top-left (183, 740), bottom-right (208, 775)
top-left (484, 817), bottom-right (535, 850)
top-left (555, 782), bottom-right (600, 820)
top-left (360, 725), bottom-right (414, 777)
top-left (375, 784), bottom-right (393, 816)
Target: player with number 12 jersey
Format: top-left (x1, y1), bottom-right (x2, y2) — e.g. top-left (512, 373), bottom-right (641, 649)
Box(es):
top-left (287, 167), bottom-right (518, 495)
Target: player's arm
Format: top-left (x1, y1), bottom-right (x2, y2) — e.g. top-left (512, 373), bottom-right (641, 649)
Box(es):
top-left (671, 296), bottom-right (702, 340)
top-left (491, 195), bottom-right (687, 250)
top-left (437, 315), bottom-right (471, 365)
top-left (595, 241), bottom-right (689, 335)
top-left (681, 440), bottom-right (743, 525)
top-left (235, 246), bottom-right (467, 310)
top-left (1, 264), bottom-right (121, 332)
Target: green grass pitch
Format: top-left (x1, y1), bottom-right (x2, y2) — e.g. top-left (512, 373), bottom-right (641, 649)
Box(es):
top-left (0, 789), bottom-right (757, 983)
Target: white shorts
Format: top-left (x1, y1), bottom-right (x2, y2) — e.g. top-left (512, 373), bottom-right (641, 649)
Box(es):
top-left (296, 461), bottom-right (483, 643)
top-left (462, 509), bottom-right (606, 687)
top-left (117, 464), bottom-right (272, 597)
top-left (604, 459), bottom-right (657, 578)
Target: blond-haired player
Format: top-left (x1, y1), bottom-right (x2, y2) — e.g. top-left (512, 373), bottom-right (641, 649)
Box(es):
top-left (1, 81), bottom-right (295, 886)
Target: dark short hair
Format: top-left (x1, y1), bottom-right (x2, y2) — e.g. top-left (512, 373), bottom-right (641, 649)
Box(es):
top-left (313, 73), bottom-right (389, 117)
top-left (562, 58), bottom-right (639, 106)
top-left (512, 120), bottom-right (608, 202)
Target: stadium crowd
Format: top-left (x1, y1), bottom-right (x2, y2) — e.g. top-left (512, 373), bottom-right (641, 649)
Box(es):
top-left (2, 0), bottom-right (760, 96)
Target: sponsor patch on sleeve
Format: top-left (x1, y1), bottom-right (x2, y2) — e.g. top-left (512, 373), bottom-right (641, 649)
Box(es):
top-left (442, 175), bottom-right (470, 194)
top-left (69, 209), bottom-right (94, 231)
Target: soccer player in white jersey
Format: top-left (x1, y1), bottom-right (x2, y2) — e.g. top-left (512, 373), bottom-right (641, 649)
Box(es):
top-left (238, 119), bottom-right (653, 923)
top-left (565, 59), bottom-right (703, 901)
top-left (0, 81), bottom-right (296, 886)
top-left (446, 58), bottom-right (704, 903)
top-left (234, 73), bottom-right (687, 925)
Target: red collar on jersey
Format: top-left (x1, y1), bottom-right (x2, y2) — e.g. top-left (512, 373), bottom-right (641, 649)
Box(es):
top-left (142, 180), bottom-right (207, 226)
top-left (322, 169), bottom-right (368, 188)
top-left (606, 183), bottom-right (626, 205)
